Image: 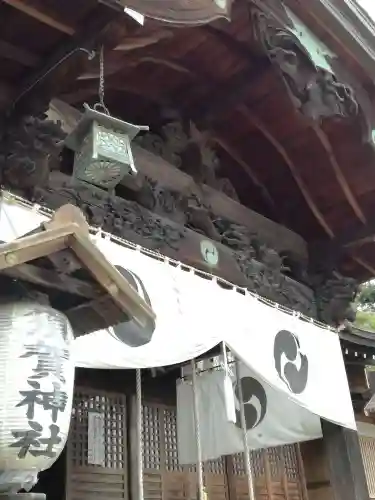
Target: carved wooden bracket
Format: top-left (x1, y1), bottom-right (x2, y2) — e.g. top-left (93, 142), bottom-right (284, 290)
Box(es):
top-left (250, 4), bottom-right (359, 122)
top-left (0, 114), bottom-right (66, 195)
top-left (248, 1), bottom-right (375, 148)
top-left (311, 271), bottom-right (358, 326)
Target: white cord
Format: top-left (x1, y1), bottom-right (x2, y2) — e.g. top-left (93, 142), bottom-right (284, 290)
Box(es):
top-left (136, 369), bottom-right (144, 500)
top-left (222, 341), bottom-right (229, 373)
top-left (191, 359), bottom-right (204, 500)
top-left (235, 359), bottom-right (256, 500)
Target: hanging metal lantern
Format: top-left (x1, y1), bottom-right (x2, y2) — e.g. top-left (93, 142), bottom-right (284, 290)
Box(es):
top-left (64, 103), bottom-right (149, 190)
top-left (0, 301), bottom-right (74, 493)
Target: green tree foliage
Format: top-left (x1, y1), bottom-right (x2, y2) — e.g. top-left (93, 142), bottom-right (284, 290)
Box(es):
top-left (355, 310), bottom-right (375, 331)
top-left (356, 282), bottom-right (375, 311)
top-left (355, 282), bottom-right (375, 331)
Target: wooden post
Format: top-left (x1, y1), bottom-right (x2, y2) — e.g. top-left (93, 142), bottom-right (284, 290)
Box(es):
top-left (300, 421), bottom-right (370, 500)
top-left (129, 394), bottom-right (141, 500)
top-left (321, 420), bottom-right (369, 500)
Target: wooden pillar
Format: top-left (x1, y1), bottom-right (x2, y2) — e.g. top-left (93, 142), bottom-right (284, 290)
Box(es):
top-left (300, 421), bottom-right (370, 500)
top-left (322, 420), bottom-right (369, 500)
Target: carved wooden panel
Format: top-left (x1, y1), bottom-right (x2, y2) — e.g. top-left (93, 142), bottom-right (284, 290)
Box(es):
top-left (359, 435), bottom-right (375, 498)
top-left (66, 387), bottom-right (128, 500)
top-left (229, 444), bottom-right (306, 500)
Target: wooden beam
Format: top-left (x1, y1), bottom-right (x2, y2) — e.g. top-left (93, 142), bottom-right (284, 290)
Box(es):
top-left (2, 262), bottom-right (101, 298)
top-left (240, 106), bottom-right (335, 238)
top-left (1, 0), bottom-right (75, 34)
top-left (0, 39), bottom-right (40, 67)
top-left (8, 4), bottom-right (119, 114)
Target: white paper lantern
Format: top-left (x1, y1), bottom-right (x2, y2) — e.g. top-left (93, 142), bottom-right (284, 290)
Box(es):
top-left (0, 301), bottom-right (75, 493)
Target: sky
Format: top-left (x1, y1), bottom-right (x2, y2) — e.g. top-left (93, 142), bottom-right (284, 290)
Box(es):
top-left (356, 0), bottom-right (375, 21)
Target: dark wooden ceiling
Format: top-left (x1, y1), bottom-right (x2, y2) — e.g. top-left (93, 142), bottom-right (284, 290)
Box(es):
top-left (2, 0), bottom-right (375, 282)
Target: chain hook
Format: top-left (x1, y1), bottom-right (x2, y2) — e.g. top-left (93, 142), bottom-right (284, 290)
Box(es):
top-left (93, 46), bottom-right (110, 115)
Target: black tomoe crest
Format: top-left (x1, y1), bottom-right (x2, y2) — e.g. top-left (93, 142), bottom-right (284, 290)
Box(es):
top-left (273, 330), bottom-right (308, 394)
top-left (110, 266), bottom-right (156, 347)
top-left (234, 377), bottom-right (267, 430)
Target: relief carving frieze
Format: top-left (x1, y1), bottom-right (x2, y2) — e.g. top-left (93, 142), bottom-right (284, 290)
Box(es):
top-left (134, 119), bottom-right (239, 202)
top-left (34, 174), bottom-right (186, 251)
top-left (130, 173), bottom-right (315, 314)
top-left (0, 111), bottom-right (315, 317)
top-left (32, 171), bottom-right (315, 315)
top-left (0, 114), bottom-right (65, 197)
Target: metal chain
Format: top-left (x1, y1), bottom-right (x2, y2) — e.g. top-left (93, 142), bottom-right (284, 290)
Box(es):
top-left (136, 369), bottom-right (144, 500)
top-left (191, 359), bottom-right (204, 500)
top-left (94, 46), bottom-right (110, 115)
top-left (235, 359), bottom-right (256, 500)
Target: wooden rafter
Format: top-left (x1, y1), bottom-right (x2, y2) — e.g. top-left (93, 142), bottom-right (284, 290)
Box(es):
top-left (239, 106), bottom-right (335, 238)
top-left (1, 0), bottom-right (75, 34)
top-left (203, 25), bottom-right (259, 60)
top-left (352, 255), bottom-right (375, 277)
top-left (322, 219), bottom-right (375, 250)
top-left (0, 80), bottom-right (14, 107)
top-left (214, 136), bottom-right (278, 215)
top-left (7, 4), bottom-right (120, 114)
top-left (1, 0), bottom-right (170, 52)
top-left (114, 31), bottom-right (173, 51)
top-left (0, 39), bottom-right (40, 67)
top-left (60, 80), bottom-right (163, 106)
top-left (190, 58), bottom-right (270, 127)
top-left (312, 126), bottom-right (366, 224)
top-left (79, 56), bottom-right (193, 81)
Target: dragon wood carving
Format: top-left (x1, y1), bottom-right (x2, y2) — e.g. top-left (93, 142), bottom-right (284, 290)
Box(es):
top-left (250, 4), bottom-right (359, 122)
top-left (0, 114), bottom-right (65, 198)
top-left (312, 272), bottom-right (358, 326)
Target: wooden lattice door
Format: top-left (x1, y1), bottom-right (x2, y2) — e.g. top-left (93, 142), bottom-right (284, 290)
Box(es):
top-left (359, 435), bottom-right (375, 498)
top-left (140, 402), bottom-right (229, 500)
top-left (228, 445), bottom-right (306, 500)
top-left (66, 387), bottom-right (128, 500)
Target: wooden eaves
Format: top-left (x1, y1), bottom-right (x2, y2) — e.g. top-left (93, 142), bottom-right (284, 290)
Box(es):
top-left (0, 203), bottom-right (155, 337)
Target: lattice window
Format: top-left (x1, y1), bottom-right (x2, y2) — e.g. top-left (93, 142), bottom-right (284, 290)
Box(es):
top-left (205, 458), bottom-right (225, 474)
top-left (231, 450), bottom-right (264, 477)
top-left (70, 389), bottom-right (126, 470)
top-left (231, 453), bottom-right (245, 475)
top-left (282, 444), bottom-right (300, 480)
top-left (360, 435), bottom-right (375, 498)
top-left (267, 447), bottom-right (282, 478)
top-left (164, 407), bottom-right (183, 471)
top-left (251, 450), bottom-right (265, 478)
top-left (142, 403), bottom-right (161, 470)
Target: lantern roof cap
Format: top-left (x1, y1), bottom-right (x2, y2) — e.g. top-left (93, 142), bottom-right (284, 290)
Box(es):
top-left (64, 103), bottom-right (149, 152)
